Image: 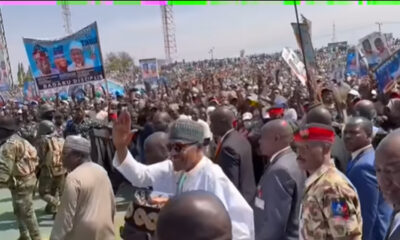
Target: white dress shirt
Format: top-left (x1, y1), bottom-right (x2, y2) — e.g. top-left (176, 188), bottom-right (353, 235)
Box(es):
top-left (113, 151), bottom-right (255, 240)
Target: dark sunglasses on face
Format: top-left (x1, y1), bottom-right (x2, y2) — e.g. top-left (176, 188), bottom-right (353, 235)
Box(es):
top-left (168, 141), bottom-right (198, 153)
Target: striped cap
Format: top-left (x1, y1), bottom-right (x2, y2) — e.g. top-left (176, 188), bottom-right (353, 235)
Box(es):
top-left (169, 119), bottom-right (204, 144)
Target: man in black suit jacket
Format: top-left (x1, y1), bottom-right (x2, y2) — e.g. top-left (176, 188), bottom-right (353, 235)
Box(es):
top-left (254, 119), bottom-right (306, 240)
top-left (376, 130), bottom-right (400, 240)
top-left (210, 107), bottom-right (256, 204)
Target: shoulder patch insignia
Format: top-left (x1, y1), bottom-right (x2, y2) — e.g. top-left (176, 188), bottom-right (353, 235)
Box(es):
top-left (331, 200), bottom-right (350, 219)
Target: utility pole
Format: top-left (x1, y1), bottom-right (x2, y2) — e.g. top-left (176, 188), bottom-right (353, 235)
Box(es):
top-left (375, 22), bottom-right (382, 33)
top-left (209, 47), bottom-right (215, 59)
top-left (61, 1), bottom-right (72, 35)
top-left (161, 5), bottom-right (177, 63)
top-left (331, 22), bottom-right (336, 42)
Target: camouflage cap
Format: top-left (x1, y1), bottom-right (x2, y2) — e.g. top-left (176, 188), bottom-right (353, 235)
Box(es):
top-left (39, 103), bottom-right (55, 115)
top-left (169, 119), bottom-right (204, 145)
top-left (0, 117), bottom-right (18, 131)
top-left (37, 120), bottom-right (55, 136)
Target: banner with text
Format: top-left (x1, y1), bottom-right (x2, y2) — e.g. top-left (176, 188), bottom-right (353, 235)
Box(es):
top-left (23, 22), bottom-right (104, 94)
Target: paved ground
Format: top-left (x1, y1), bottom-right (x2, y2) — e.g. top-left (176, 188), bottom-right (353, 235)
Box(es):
top-left (0, 183), bottom-right (134, 240)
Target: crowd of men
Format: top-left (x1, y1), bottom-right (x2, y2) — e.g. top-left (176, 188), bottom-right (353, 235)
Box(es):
top-left (0, 44), bottom-right (400, 240)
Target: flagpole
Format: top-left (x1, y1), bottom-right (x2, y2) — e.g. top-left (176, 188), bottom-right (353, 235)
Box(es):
top-left (294, 2), bottom-right (315, 102)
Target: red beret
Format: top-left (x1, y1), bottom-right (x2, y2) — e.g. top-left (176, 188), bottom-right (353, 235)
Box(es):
top-left (294, 124), bottom-right (335, 143)
top-left (268, 107), bottom-right (284, 117)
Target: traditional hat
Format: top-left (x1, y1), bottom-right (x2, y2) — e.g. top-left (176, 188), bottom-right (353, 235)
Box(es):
top-left (64, 135), bottom-right (91, 155)
top-left (169, 119), bottom-right (204, 144)
top-left (294, 123), bottom-right (335, 143)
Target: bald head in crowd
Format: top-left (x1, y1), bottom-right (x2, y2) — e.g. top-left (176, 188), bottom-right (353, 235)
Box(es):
top-left (152, 111), bottom-right (172, 132)
top-left (156, 191), bottom-right (232, 240)
top-left (259, 119), bottom-right (293, 158)
top-left (305, 104), bottom-right (332, 125)
top-left (354, 100), bottom-right (377, 121)
top-left (144, 132), bottom-right (169, 165)
top-left (210, 107), bottom-right (235, 138)
top-left (375, 129), bottom-right (400, 209)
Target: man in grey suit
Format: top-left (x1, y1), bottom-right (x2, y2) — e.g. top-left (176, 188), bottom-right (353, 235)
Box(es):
top-left (375, 130), bottom-right (400, 240)
top-left (210, 107), bottom-right (256, 204)
top-left (254, 119), bottom-right (306, 240)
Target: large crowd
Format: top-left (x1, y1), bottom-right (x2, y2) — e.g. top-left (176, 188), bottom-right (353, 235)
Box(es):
top-left (0, 42), bottom-right (400, 240)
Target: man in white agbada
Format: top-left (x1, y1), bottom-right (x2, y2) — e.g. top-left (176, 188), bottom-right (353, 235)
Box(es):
top-left (113, 111), bottom-right (254, 240)
top-left (50, 135), bottom-right (115, 240)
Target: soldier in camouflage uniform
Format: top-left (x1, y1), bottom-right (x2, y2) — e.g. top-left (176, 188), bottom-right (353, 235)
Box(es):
top-left (36, 120), bottom-right (66, 215)
top-left (293, 123), bottom-right (363, 240)
top-left (0, 117), bottom-right (41, 240)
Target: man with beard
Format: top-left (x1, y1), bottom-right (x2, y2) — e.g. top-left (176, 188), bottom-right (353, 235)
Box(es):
top-left (67, 41), bottom-right (94, 71)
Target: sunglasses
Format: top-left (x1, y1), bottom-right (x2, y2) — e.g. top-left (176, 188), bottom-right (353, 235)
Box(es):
top-left (167, 141), bottom-right (198, 153)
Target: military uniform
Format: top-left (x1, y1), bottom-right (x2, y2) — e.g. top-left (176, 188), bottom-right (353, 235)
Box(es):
top-left (19, 122), bottom-right (38, 144)
top-left (36, 134), bottom-right (66, 214)
top-left (0, 133), bottom-right (41, 240)
top-left (64, 118), bottom-right (104, 139)
top-left (299, 161), bottom-right (363, 240)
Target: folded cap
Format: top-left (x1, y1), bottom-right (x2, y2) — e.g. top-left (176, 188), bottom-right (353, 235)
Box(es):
top-left (64, 135), bottom-right (91, 155)
top-left (169, 119), bottom-right (204, 145)
top-left (294, 123), bottom-right (335, 143)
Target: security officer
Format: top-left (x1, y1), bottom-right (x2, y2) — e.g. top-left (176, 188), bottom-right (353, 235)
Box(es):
top-left (0, 117), bottom-right (41, 240)
top-left (36, 120), bottom-right (66, 215)
top-left (294, 123), bottom-right (363, 240)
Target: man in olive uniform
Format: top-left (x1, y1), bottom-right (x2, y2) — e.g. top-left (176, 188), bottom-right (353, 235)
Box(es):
top-left (294, 123), bottom-right (363, 240)
top-left (0, 117), bottom-right (41, 240)
top-left (36, 120), bottom-right (66, 215)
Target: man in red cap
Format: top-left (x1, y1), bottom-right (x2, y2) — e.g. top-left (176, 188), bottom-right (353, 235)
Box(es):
top-left (294, 123), bottom-right (363, 240)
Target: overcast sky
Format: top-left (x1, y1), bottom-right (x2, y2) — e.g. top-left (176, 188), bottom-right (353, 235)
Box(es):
top-left (3, 3), bottom-right (400, 80)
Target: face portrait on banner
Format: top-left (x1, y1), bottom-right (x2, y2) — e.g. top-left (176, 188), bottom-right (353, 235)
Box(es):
top-left (140, 59), bottom-right (158, 80)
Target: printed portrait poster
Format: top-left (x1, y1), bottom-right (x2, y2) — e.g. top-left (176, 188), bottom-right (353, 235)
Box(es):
top-left (282, 47), bottom-right (307, 86)
top-left (373, 48), bottom-right (400, 94)
top-left (0, 41), bottom-right (10, 91)
top-left (23, 22), bottom-right (105, 94)
top-left (23, 81), bottom-right (39, 100)
top-left (359, 32), bottom-right (391, 69)
top-left (139, 58), bottom-right (158, 80)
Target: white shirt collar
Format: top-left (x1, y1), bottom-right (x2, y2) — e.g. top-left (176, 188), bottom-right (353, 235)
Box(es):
top-left (351, 144), bottom-right (373, 160)
top-left (269, 146), bottom-right (291, 164)
top-left (390, 212), bottom-right (400, 237)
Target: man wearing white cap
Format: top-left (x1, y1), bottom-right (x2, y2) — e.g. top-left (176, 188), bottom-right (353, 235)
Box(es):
top-left (67, 41), bottom-right (94, 71)
top-left (50, 135), bottom-right (115, 240)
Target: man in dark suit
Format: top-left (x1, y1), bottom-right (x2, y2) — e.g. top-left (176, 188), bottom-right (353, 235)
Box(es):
top-left (375, 130), bottom-right (400, 240)
top-left (344, 116), bottom-right (392, 240)
top-left (210, 107), bottom-right (256, 204)
top-left (254, 119), bottom-right (306, 240)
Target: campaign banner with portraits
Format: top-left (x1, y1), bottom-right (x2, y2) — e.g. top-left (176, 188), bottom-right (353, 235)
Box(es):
top-left (373, 48), bottom-right (400, 94)
top-left (282, 47), bottom-right (307, 86)
top-left (358, 32), bottom-right (391, 69)
top-left (23, 81), bottom-right (39, 100)
top-left (23, 22), bottom-right (105, 94)
top-left (139, 58), bottom-right (159, 90)
top-left (345, 47), bottom-right (369, 77)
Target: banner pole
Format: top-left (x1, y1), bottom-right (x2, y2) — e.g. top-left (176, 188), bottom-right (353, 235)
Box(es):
top-left (94, 22), bottom-right (110, 99)
top-left (294, 2), bottom-right (315, 102)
